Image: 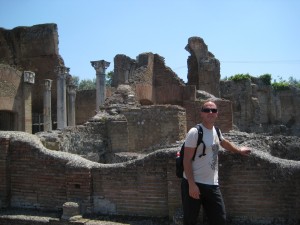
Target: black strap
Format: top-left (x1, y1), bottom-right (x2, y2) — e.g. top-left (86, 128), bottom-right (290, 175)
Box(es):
top-left (198, 126), bottom-right (221, 158)
top-left (192, 124), bottom-right (203, 160)
top-left (191, 125), bottom-right (221, 160)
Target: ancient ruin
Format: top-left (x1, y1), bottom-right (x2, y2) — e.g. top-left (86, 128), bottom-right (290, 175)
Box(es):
top-left (0, 24), bottom-right (300, 225)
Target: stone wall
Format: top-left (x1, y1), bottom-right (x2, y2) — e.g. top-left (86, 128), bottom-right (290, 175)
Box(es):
top-left (183, 99), bottom-right (232, 133)
top-left (1, 131), bottom-right (299, 224)
top-left (38, 105), bottom-right (187, 163)
top-left (0, 65), bottom-right (33, 132)
top-left (122, 105), bottom-right (187, 152)
top-left (0, 24), bottom-right (63, 114)
top-left (220, 78), bottom-right (300, 135)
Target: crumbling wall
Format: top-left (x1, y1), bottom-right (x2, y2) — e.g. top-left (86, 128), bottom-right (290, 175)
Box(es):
top-left (0, 65), bottom-right (33, 132)
top-left (37, 105), bottom-right (186, 163)
top-left (220, 78), bottom-right (300, 135)
top-left (0, 131), bottom-right (299, 224)
top-left (183, 99), bottom-right (232, 133)
top-left (0, 65), bottom-right (23, 130)
top-left (122, 105), bottom-right (187, 152)
top-left (185, 37), bottom-right (221, 97)
top-left (153, 54), bottom-right (186, 105)
top-left (219, 149), bottom-right (300, 224)
top-left (0, 24), bottom-right (64, 114)
top-left (0, 132), bottom-right (94, 213)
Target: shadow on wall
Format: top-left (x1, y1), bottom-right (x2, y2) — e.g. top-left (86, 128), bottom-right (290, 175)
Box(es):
top-left (0, 131), bottom-right (300, 224)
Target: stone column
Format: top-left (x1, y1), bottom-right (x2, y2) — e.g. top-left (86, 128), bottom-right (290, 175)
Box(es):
top-left (67, 79), bottom-right (77, 126)
top-left (43, 79), bottom-right (52, 131)
top-left (91, 60), bottom-right (110, 111)
top-left (23, 71), bottom-right (35, 133)
top-left (56, 66), bottom-right (69, 129)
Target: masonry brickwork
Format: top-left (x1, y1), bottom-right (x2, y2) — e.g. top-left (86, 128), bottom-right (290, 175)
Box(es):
top-left (0, 132), bottom-right (299, 224)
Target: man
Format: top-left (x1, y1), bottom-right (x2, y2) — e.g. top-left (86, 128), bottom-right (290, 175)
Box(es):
top-left (181, 100), bottom-right (251, 225)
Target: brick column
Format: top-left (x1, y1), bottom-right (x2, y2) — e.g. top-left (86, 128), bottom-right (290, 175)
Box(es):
top-left (91, 60), bottom-right (110, 111)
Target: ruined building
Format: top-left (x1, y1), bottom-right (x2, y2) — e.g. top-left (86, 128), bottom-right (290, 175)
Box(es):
top-left (0, 24), bottom-right (299, 224)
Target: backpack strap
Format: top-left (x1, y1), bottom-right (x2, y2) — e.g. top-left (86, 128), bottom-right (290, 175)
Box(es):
top-left (198, 126), bottom-right (221, 158)
top-left (215, 127), bottom-right (221, 141)
top-left (192, 124), bottom-right (203, 160)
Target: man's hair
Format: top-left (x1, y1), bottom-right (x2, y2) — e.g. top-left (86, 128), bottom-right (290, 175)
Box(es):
top-left (201, 100), bottom-right (218, 109)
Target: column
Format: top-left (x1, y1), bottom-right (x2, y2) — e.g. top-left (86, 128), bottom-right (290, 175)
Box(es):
top-left (90, 60), bottom-right (110, 111)
top-left (43, 79), bottom-right (52, 131)
top-left (67, 79), bottom-right (77, 126)
top-left (23, 71), bottom-right (35, 133)
top-left (56, 66), bottom-right (69, 129)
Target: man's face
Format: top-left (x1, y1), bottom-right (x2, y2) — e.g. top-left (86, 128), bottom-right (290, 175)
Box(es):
top-left (200, 102), bottom-right (218, 123)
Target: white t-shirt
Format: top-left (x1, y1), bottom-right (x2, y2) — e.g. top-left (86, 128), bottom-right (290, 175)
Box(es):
top-left (183, 124), bottom-right (224, 185)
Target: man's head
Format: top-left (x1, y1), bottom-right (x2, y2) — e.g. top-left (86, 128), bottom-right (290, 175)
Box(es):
top-left (200, 101), bottom-right (218, 127)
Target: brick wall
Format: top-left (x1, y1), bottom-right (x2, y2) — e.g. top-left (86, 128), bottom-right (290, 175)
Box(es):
top-left (122, 106), bottom-right (187, 152)
top-left (183, 99), bottom-right (232, 133)
top-left (219, 150), bottom-right (300, 223)
top-left (0, 131), bottom-right (299, 224)
top-left (0, 136), bottom-right (10, 208)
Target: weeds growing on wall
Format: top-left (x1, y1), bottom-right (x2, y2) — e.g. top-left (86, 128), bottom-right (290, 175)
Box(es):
top-left (224, 73), bottom-right (300, 91)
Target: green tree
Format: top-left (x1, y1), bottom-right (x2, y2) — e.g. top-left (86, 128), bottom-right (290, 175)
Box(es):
top-left (78, 78), bottom-right (96, 90)
top-left (106, 71), bottom-right (113, 86)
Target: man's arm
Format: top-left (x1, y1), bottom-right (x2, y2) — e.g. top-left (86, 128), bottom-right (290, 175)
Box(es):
top-left (220, 139), bottom-right (251, 156)
top-left (183, 146), bottom-right (200, 199)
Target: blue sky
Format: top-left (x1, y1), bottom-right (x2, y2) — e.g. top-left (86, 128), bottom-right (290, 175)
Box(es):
top-left (1, 0), bottom-right (299, 82)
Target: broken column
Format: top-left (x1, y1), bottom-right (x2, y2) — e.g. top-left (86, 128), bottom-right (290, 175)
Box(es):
top-left (43, 79), bottom-right (52, 131)
top-left (56, 66), bottom-right (69, 129)
top-left (91, 60), bottom-right (110, 111)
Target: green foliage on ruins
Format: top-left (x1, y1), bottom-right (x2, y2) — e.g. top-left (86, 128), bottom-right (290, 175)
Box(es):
top-left (227, 73), bottom-right (252, 81)
top-left (259, 74), bottom-right (272, 85)
top-left (272, 81), bottom-right (290, 91)
top-left (226, 73), bottom-right (300, 91)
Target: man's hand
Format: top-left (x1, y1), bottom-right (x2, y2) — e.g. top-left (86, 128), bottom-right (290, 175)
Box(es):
top-left (189, 182), bottom-right (200, 199)
top-left (239, 146), bottom-right (251, 156)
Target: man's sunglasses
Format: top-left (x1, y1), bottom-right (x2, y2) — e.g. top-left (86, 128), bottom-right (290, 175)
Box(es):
top-left (201, 108), bottom-right (218, 113)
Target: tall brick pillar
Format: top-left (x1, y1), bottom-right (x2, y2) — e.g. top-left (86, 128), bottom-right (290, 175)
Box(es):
top-left (91, 60), bottom-right (110, 111)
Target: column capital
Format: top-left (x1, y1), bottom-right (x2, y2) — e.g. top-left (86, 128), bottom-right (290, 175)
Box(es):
top-left (23, 71), bottom-right (35, 84)
top-left (55, 66), bottom-right (70, 75)
top-left (91, 60), bottom-right (110, 74)
top-left (44, 79), bottom-right (53, 91)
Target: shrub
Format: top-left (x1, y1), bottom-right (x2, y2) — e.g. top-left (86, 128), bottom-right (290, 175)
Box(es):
top-left (259, 74), bottom-right (272, 85)
top-left (228, 73), bottom-right (252, 82)
top-left (272, 82), bottom-right (290, 91)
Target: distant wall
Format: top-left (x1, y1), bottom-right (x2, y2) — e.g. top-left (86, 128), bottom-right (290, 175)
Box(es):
top-left (220, 79), bottom-right (300, 136)
top-left (0, 131), bottom-right (299, 224)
